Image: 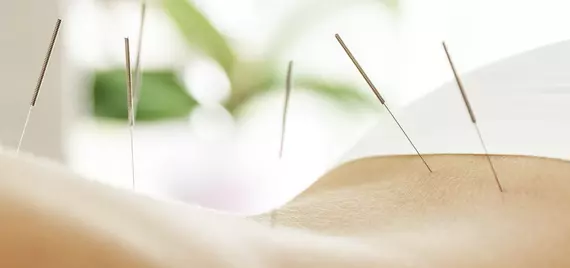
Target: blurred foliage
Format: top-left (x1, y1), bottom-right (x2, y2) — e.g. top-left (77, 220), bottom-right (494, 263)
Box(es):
top-left (93, 70), bottom-right (197, 120)
top-left (162, 0), bottom-right (235, 73)
top-left (92, 0), bottom-right (398, 121)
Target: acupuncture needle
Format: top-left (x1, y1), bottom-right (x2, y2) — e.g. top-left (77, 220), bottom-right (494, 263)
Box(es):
top-left (125, 37), bottom-right (136, 190)
top-left (271, 61), bottom-right (294, 227)
top-left (132, 1), bottom-right (147, 118)
top-left (16, 19), bottom-right (62, 154)
top-left (335, 33), bottom-right (433, 173)
top-left (442, 41), bottom-right (505, 192)
top-left (279, 61), bottom-right (293, 159)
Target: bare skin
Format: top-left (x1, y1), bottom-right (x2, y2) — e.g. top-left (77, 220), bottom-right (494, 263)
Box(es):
top-left (0, 149), bottom-right (394, 267)
top-left (1, 148), bottom-right (570, 267)
top-left (273, 154), bottom-right (570, 267)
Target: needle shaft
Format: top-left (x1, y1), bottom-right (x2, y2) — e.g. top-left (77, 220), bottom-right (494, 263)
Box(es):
top-left (125, 38), bottom-right (136, 190)
top-left (442, 41), bottom-right (504, 192)
top-left (279, 61), bottom-right (293, 159)
top-left (16, 19), bottom-right (62, 153)
top-left (133, 1), bottom-right (147, 118)
top-left (335, 33), bottom-right (432, 173)
top-left (272, 60), bottom-right (295, 228)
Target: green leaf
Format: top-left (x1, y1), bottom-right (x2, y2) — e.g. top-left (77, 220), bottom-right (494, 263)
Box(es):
top-left (295, 77), bottom-right (376, 109)
top-left (92, 69), bottom-right (198, 121)
top-left (162, 0), bottom-right (236, 73)
top-left (226, 72), bottom-right (378, 117)
top-left (380, 0), bottom-right (399, 9)
top-left (225, 61), bottom-right (278, 113)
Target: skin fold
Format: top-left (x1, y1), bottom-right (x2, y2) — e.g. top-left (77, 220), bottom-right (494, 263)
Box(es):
top-left (1, 147), bottom-right (570, 267)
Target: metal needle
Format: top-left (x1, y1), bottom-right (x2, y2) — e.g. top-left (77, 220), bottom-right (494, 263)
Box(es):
top-left (279, 61), bottom-right (293, 159)
top-left (132, 1), bottom-right (147, 118)
top-left (125, 37), bottom-right (136, 190)
top-left (272, 60), bottom-right (294, 228)
top-left (335, 33), bottom-right (433, 173)
top-left (442, 41), bottom-right (504, 192)
top-left (17, 19), bottom-right (62, 154)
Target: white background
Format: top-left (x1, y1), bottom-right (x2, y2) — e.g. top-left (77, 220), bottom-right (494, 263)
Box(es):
top-left (61, 0), bottom-right (570, 213)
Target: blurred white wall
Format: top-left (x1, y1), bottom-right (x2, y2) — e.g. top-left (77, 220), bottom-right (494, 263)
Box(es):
top-left (0, 0), bottom-right (65, 161)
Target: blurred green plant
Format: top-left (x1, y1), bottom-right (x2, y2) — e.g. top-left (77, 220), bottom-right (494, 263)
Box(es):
top-left (92, 0), bottom-right (398, 121)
